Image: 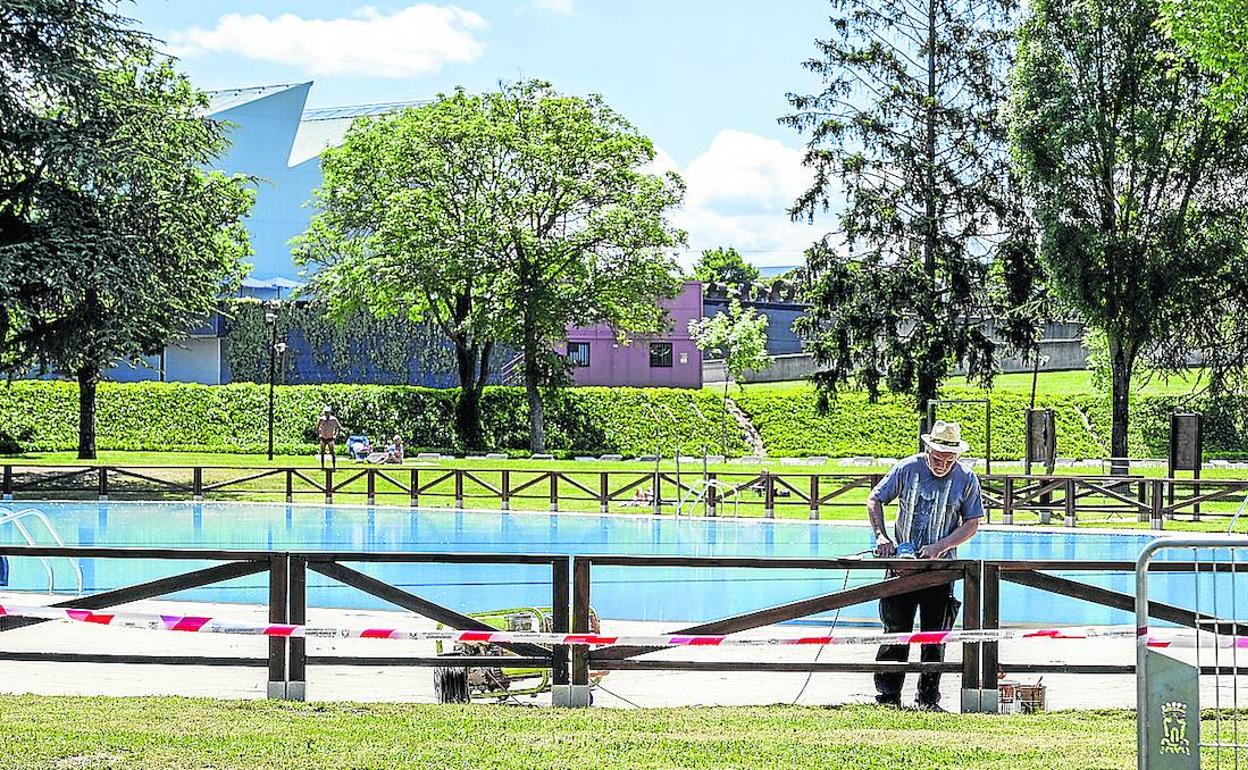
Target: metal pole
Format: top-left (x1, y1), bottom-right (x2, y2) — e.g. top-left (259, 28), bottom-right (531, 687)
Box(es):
top-left (266, 316), bottom-right (277, 462)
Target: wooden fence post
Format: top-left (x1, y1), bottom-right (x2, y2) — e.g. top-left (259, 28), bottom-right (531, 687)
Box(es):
top-left (98, 467), bottom-right (108, 501)
top-left (324, 469), bottom-right (333, 505)
top-left (551, 557), bottom-right (570, 688)
top-left (367, 468), bottom-right (376, 506)
top-left (763, 472), bottom-right (775, 519)
top-left (454, 470), bottom-right (464, 510)
top-left (599, 472), bottom-right (609, 514)
top-left (652, 471), bottom-right (662, 516)
top-left (707, 472), bottom-right (718, 517)
top-left (267, 554), bottom-right (289, 700)
top-left (1002, 475), bottom-right (1014, 525)
top-left (1151, 479), bottom-right (1165, 531)
top-left (3, 464), bottom-right (11, 500)
top-left (809, 475), bottom-right (820, 520)
top-left (410, 468), bottom-right (419, 508)
top-left (287, 555), bottom-right (307, 701)
top-left (1064, 477), bottom-right (1076, 528)
top-left (193, 467), bottom-right (203, 501)
top-left (961, 561), bottom-right (984, 711)
top-left (501, 470), bottom-right (510, 511)
top-left (549, 472), bottom-right (558, 512)
top-left (285, 469), bottom-right (293, 503)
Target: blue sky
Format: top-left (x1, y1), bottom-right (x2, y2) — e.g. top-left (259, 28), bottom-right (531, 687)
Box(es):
top-left (128, 0), bottom-right (831, 268)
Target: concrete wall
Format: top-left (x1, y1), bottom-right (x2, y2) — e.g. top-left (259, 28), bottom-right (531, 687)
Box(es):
top-left (566, 281), bottom-right (703, 388)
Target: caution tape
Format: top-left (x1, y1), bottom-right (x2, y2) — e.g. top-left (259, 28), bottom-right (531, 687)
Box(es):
top-left (9, 602), bottom-right (1244, 648)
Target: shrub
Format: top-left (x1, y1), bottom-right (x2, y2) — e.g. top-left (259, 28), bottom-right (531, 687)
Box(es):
top-left (0, 381), bottom-right (745, 457)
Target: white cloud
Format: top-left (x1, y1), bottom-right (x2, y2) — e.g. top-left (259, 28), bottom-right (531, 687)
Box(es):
top-left (167, 5), bottom-right (487, 78)
top-left (532, 0), bottom-right (575, 14)
top-left (660, 130), bottom-right (829, 269)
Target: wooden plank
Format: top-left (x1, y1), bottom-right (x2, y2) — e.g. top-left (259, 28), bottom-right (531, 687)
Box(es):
top-left (594, 569), bottom-right (960, 661)
top-left (202, 468), bottom-right (283, 492)
top-left (1002, 570), bottom-right (1248, 635)
top-left (308, 561), bottom-right (551, 659)
top-left (590, 660), bottom-right (961, 673)
top-left (507, 471), bottom-right (550, 496)
top-left (0, 560), bottom-right (268, 633)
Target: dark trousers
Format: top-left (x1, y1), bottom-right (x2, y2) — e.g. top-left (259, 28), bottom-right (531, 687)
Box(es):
top-left (874, 583), bottom-right (959, 706)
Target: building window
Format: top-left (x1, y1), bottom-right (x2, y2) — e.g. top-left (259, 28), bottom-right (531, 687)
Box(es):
top-left (649, 342), bottom-right (673, 368)
top-left (567, 341), bottom-right (591, 367)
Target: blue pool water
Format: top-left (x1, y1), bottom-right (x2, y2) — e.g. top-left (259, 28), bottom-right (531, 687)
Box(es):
top-left (0, 501), bottom-right (1227, 626)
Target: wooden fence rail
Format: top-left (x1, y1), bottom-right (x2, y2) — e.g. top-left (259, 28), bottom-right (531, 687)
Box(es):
top-left (2, 464), bottom-right (1247, 530)
top-left (1, 546), bottom-right (1245, 706)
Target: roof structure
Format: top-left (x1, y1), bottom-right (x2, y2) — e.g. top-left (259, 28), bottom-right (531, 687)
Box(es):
top-left (289, 99), bottom-right (431, 167)
top-left (205, 83), bottom-right (310, 116)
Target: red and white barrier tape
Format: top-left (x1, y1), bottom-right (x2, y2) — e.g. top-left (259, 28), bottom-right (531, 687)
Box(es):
top-left (6, 602), bottom-right (1244, 647)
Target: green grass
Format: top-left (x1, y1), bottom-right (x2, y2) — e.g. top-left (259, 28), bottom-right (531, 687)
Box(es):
top-left (0, 697), bottom-right (1153, 770)
top-left (729, 368), bottom-right (1210, 398)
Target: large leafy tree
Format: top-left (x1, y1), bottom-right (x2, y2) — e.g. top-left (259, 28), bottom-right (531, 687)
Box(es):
top-left (487, 81), bottom-right (684, 452)
top-left (299, 82), bottom-right (684, 453)
top-left (1160, 0), bottom-right (1248, 118)
top-left (693, 247), bottom-right (760, 287)
top-left (0, 3), bottom-right (253, 458)
top-left (1010, 0), bottom-right (1248, 465)
top-left (5, 58), bottom-right (253, 458)
top-left (297, 90), bottom-right (505, 450)
top-left (0, 0), bottom-right (149, 347)
top-left (783, 0), bottom-right (1027, 415)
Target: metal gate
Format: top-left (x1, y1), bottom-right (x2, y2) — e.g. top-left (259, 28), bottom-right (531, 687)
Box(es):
top-left (1137, 537), bottom-right (1248, 769)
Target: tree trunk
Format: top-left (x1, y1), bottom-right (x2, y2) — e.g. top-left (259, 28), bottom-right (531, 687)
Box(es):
top-left (522, 317), bottom-right (546, 454)
top-left (915, 0), bottom-right (939, 421)
top-left (453, 339), bottom-right (485, 450)
top-left (1108, 336), bottom-right (1134, 476)
top-left (76, 365), bottom-right (99, 460)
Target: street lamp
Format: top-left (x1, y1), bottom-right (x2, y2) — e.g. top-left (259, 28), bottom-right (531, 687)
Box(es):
top-left (264, 300), bottom-right (286, 461)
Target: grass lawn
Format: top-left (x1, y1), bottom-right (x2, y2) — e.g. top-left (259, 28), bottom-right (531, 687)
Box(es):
top-left (723, 368), bottom-right (1209, 398)
top-left (0, 696), bottom-right (1153, 770)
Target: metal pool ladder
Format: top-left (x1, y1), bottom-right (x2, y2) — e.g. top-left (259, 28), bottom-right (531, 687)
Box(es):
top-left (1228, 492), bottom-right (1248, 534)
top-left (0, 506), bottom-right (83, 594)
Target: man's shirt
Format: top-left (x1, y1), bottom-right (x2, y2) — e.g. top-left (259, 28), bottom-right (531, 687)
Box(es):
top-left (871, 454), bottom-right (984, 558)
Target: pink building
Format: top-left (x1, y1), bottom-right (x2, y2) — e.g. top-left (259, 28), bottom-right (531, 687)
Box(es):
top-left (564, 281), bottom-right (704, 388)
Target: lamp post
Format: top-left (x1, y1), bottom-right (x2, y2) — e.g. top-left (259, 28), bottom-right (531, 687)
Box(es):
top-left (264, 300), bottom-right (285, 461)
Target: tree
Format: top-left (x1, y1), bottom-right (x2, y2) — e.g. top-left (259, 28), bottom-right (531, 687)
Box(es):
top-left (782, 0), bottom-right (1025, 415)
top-left (4, 57), bottom-right (253, 458)
top-left (299, 82), bottom-right (685, 453)
top-left (486, 81), bottom-right (685, 452)
top-left (1159, 0), bottom-right (1248, 118)
top-left (1009, 0), bottom-right (1248, 465)
top-left (693, 247), bottom-right (760, 286)
top-left (689, 297), bottom-right (772, 452)
top-left (0, 0), bottom-right (150, 350)
top-left (297, 91), bottom-right (511, 450)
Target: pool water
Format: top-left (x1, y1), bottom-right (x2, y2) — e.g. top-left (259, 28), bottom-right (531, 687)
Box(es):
top-left (0, 501), bottom-right (1227, 626)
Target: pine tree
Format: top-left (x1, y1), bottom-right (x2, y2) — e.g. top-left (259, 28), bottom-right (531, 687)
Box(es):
top-left (783, 0), bottom-right (1027, 416)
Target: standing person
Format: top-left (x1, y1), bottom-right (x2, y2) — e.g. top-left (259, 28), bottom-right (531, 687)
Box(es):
top-left (866, 420), bottom-right (984, 711)
top-left (316, 406), bottom-right (341, 469)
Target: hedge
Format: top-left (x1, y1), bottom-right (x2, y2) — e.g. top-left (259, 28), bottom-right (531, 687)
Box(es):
top-left (733, 387), bottom-right (1248, 460)
top-left (0, 381), bottom-right (747, 457)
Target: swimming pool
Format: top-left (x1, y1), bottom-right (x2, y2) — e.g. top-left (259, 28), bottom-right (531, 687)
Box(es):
top-left (0, 501), bottom-right (1219, 626)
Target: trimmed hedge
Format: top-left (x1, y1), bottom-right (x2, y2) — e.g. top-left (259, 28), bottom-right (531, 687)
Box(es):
top-left (734, 387), bottom-right (1248, 460)
top-left (0, 381), bottom-right (747, 457)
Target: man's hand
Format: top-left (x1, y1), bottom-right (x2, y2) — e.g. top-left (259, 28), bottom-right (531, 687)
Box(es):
top-left (875, 538), bottom-right (896, 558)
top-left (918, 543), bottom-right (945, 559)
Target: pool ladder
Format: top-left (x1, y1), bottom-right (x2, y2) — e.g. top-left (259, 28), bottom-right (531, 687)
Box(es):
top-left (1228, 493), bottom-right (1248, 535)
top-left (0, 506), bottom-right (83, 594)
top-left (674, 479), bottom-right (740, 518)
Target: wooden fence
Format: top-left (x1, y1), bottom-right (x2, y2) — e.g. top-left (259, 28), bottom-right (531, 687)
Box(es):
top-left (1, 545), bottom-right (1245, 706)
top-left (2, 464), bottom-right (1247, 529)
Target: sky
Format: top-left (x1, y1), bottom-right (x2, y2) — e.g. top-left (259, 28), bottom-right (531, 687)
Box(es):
top-left (126, 0), bottom-right (832, 269)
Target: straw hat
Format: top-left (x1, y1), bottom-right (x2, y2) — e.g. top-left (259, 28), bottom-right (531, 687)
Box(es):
top-left (921, 420), bottom-right (970, 454)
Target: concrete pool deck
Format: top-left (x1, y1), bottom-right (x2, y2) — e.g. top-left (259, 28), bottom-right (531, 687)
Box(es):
top-left (2, 593), bottom-right (1243, 711)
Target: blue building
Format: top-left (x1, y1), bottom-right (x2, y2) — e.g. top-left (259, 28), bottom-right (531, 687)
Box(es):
top-left (107, 83), bottom-right (450, 385)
